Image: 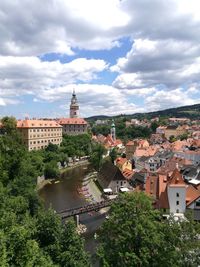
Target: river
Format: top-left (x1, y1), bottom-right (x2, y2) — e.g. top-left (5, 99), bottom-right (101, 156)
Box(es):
top-left (39, 164), bottom-right (105, 266)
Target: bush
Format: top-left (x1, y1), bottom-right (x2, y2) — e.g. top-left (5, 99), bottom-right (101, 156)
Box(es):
top-left (44, 161), bottom-right (59, 179)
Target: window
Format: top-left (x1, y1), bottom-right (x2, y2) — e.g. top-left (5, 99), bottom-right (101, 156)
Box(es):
top-left (176, 201), bottom-right (179, 205)
top-left (196, 200), bottom-right (200, 207)
top-left (176, 193), bottom-right (179, 197)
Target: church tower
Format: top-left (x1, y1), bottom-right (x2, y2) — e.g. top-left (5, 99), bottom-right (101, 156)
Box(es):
top-left (70, 89), bottom-right (79, 118)
top-left (111, 119), bottom-right (116, 141)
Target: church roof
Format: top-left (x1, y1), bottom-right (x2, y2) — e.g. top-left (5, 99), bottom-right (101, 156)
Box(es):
top-left (58, 118), bottom-right (87, 125)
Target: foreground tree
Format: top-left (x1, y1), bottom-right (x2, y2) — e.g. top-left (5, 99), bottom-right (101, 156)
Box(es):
top-left (0, 117), bottom-right (91, 266)
top-left (97, 192), bottom-right (200, 267)
top-left (90, 143), bottom-right (106, 171)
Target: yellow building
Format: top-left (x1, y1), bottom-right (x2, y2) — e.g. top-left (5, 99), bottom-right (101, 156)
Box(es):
top-left (115, 157), bottom-right (132, 171)
top-left (17, 119), bottom-right (62, 151)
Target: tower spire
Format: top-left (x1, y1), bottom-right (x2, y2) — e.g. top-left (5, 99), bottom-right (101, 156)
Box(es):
top-left (111, 119), bottom-right (116, 141)
top-left (70, 89), bottom-right (79, 118)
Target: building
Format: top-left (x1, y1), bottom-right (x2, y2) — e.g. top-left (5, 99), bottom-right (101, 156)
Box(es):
top-left (17, 119), bottom-right (62, 151)
top-left (164, 125), bottom-right (187, 140)
top-left (58, 90), bottom-right (88, 135)
top-left (115, 157), bottom-right (132, 171)
top-left (168, 117), bottom-right (190, 125)
top-left (98, 161), bottom-right (129, 193)
top-left (58, 118), bottom-right (87, 135)
top-left (143, 168), bottom-right (200, 220)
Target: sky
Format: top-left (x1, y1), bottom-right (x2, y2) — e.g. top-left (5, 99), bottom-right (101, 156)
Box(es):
top-left (0, 0), bottom-right (200, 119)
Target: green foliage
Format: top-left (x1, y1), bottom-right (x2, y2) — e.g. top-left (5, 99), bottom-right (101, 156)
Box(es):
top-left (169, 135), bottom-right (177, 143)
top-left (92, 125), bottom-right (110, 136)
top-left (150, 121), bottom-right (159, 133)
top-left (0, 117), bottom-right (90, 267)
top-left (179, 133), bottom-right (189, 141)
top-left (90, 143), bottom-right (106, 171)
top-left (44, 161), bottom-right (60, 179)
top-left (109, 148), bottom-right (118, 163)
top-left (60, 134), bottom-right (91, 157)
top-left (97, 192), bottom-right (200, 267)
top-left (1, 116), bottom-right (17, 134)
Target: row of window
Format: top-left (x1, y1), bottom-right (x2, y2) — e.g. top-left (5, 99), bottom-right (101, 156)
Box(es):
top-left (64, 129), bottom-right (86, 132)
top-left (29, 133), bottom-right (61, 138)
top-left (64, 125), bottom-right (86, 129)
top-left (30, 139), bottom-right (61, 145)
top-left (29, 128), bottom-right (62, 132)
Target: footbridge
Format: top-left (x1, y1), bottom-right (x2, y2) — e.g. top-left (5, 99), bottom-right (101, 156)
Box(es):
top-left (57, 199), bottom-right (114, 220)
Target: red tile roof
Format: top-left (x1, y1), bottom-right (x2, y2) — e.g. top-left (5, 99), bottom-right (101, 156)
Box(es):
top-left (58, 118), bottom-right (87, 125)
top-left (126, 141), bottom-right (135, 146)
top-left (122, 168), bottom-right (134, 180)
top-left (168, 168), bottom-right (186, 186)
top-left (116, 157), bottom-right (127, 166)
top-left (186, 185), bottom-right (200, 206)
top-left (17, 119), bottom-right (62, 128)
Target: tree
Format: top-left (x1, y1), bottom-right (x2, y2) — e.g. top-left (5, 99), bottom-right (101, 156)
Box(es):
top-left (179, 133), bottom-right (189, 141)
top-left (1, 116), bottom-right (17, 134)
top-left (45, 143), bottom-right (59, 153)
top-left (169, 135), bottom-right (177, 143)
top-left (36, 209), bottom-right (90, 266)
top-left (97, 192), bottom-right (200, 267)
top-left (44, 161), bottom-right (59, 179)
top-left (90, 144), bottom-right (106, 171)
top-left (109, 148), bottom-right (118, 163)
top-left (59, 152), bottom-right (69, 167)
top-left (150, 121), bottom-right (159, 133)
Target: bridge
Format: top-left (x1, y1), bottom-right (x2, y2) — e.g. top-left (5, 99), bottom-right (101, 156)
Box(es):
top-left (57, 199), bottom-right (114, 220)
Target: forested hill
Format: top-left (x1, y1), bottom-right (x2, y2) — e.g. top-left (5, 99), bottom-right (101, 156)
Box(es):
top-left (87, 103), bottom-right (200, 120)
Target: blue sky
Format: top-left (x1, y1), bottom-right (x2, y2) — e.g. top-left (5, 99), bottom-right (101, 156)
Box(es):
top-left (0, 0), bottom-right (200, 118)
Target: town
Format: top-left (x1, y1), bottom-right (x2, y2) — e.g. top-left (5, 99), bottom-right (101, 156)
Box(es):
top-left (1, 90), bottom-right (200, 223)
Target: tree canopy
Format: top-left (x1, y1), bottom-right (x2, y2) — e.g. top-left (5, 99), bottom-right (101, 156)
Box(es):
top-left (97, 192), bottom-right (200, 267)
top-left (0, 117), bottom-right (90, 266)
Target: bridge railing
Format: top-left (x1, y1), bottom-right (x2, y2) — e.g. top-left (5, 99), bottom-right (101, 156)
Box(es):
top-left (57, 199), bottom-right (115, 219)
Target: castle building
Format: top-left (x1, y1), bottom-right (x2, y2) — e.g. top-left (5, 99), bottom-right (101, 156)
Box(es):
top-left (58, 90), bottom-right (88, 135)
top-left (17, 119), bottom-right (62, 151)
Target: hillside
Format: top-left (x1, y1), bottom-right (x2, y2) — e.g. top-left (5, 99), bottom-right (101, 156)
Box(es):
top-left (86, 103), bottom-right (200, 121)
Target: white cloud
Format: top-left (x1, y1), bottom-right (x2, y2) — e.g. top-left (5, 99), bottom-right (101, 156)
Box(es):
top-left (1, 0), bottom-right (200, 116)
top-left (0, 56), bottom-right (107, 97)
top-left (0, 0), bottom-right (130, 56)
top-left (0, 98), bottom-right (20, 106)
top-left (145, 88), bottom-right (200, 111)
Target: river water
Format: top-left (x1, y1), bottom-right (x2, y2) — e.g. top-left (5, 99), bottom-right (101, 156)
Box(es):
top-left (39, 164), bottom-right (105, 266)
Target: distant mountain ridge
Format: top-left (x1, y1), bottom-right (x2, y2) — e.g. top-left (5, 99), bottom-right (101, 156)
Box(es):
top-left (86, 103), bottom-right (200, 120)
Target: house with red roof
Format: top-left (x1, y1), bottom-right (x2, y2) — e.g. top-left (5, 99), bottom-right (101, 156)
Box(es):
top-left (115, 157), bottom-right (132, 171)
top-left (145, 169), bottom-right (200, 220)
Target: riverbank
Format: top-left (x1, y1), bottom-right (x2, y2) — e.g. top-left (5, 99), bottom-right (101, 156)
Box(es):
top-left (36, 178), bottom-right (54, 191)
top-left (60, 160), bottom-right (90, 174)
top-left (37, 160), bottom-right (90, 191)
